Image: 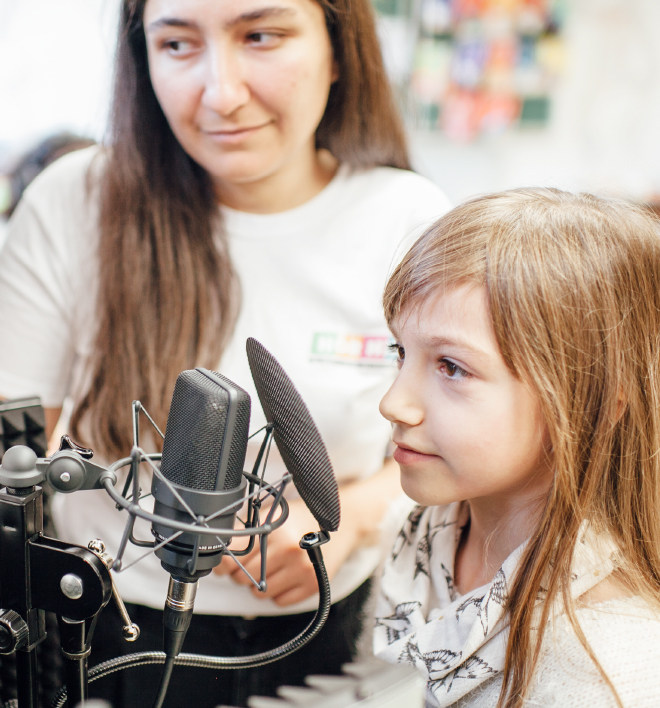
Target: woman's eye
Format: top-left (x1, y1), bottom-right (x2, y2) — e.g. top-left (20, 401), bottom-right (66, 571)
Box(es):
top-left (438, 358), bottom-right (469, 380)
top-left (246, 31), bottom-right (282, 48)
top-left (163, 39), bottom-right (195, 56)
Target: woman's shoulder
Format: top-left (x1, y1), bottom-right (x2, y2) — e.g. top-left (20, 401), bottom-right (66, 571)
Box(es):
top-left (19, 144), bottom-right (106, 213)
top-left (529, 599), bottom-right (660, 707)
top-left (4, 145), bottom-right (106, 263)
top-left (332, 166), bottom-right (451, 260)
top-left (341, 165), bottom-right (451, 214)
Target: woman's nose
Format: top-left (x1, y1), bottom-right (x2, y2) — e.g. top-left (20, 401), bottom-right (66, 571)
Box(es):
top-left (202, 44), bottom-right (251, 116)
top-left (379, 371), bottom-right (425, 428)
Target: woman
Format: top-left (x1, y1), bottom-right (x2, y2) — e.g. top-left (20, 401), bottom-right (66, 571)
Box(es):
top-left (0, 0), bottom-right (449, 706)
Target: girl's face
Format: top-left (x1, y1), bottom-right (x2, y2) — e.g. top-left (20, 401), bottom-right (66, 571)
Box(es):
top-left (143, 0), bottom-right (335, 191)
top-left (380, 283), bottom-right (553, 510)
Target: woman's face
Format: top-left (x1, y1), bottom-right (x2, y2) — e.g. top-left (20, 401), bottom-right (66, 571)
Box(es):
top-left (143, 0), bottom-right (335, 191)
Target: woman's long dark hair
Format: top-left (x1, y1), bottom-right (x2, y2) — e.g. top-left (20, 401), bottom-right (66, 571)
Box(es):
top-left (72, 0), bottom-right (411, 457)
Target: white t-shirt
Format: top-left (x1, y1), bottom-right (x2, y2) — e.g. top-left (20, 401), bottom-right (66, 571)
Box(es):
top-left (0, 147), bottom-right (450, 615)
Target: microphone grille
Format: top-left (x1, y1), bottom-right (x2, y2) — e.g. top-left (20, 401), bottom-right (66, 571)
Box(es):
top-left (216, 371), bottom-right (251, 489)
top-left (161, 369), bottom-right (250, 491)
top-left (246, 338), bottom-right (340, 532)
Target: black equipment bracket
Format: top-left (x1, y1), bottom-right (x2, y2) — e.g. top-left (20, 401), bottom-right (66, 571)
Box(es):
top-left (0, 484), bottom-right (113, 708)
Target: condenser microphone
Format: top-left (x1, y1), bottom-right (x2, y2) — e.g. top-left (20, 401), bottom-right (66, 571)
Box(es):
top-left (151, 367), bottom-right (251, 580)
top-left (151, 368), bottom-right (251, 667)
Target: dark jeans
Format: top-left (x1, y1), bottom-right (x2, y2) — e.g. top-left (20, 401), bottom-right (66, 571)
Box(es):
top-left (87, 579), bottom-right (372, 708)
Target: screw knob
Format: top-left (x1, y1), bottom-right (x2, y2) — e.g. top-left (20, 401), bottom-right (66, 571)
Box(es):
top-left (0, 610), bottom-right (29, 654)
top-left (60, 573), bottom-right (84, 600)
top-left (122, 624), bottom-right (140, 641)
top-left (88, 539), bottom-right (106, 555)
top-left (0, 446), bottom-right (42, 489)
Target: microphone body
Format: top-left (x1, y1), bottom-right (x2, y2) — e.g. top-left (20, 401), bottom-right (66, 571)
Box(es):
top-left (151, 368), bottom-right (250, 580)
top-left (151, 368), bottom-right (251, 666)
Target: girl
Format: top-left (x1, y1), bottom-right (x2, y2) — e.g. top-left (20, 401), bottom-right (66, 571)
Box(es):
top-left (375, 189), bottom-right (660, 707)
top-left (0, 0), bottom-right (449, 706)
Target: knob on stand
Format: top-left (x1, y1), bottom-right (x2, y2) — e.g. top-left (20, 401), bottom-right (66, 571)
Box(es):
top-left (0, 610), bottom-right (29, 654)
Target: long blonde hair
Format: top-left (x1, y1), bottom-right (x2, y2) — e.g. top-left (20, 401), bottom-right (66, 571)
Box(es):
top-left (384, 188), bottom-right (660, 707)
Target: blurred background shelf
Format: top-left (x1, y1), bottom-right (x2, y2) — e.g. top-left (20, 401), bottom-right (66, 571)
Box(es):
top-left (2, 0), bottom-right (660, 222)
top-left (375, 0), bottom-right (567, 141)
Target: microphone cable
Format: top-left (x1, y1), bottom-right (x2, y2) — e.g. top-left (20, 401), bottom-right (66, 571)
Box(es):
top-left (152, 657), bottom-right (174, 708)
top-left (50, 531), bottom-right (330, 708)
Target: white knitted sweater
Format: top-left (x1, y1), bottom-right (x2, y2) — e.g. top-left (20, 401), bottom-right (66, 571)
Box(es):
top-left (374, 504), bottom-right (660, 708)
top-left (452, 600), bottom-right (660, 707)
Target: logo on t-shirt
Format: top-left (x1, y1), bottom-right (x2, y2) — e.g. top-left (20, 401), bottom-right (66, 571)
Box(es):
top-left (310, 332), bottom-right (396, 367)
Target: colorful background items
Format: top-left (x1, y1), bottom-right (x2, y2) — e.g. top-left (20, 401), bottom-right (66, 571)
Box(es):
top-left (377, 0), bottom-right (566, 139)
top-left (310, 333), bottom-right (397, 367)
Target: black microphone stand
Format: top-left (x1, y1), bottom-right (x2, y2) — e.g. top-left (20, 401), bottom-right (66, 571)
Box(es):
top-left (0, 446), bottom-right (113, 708)
top-left (0, 428), bottom-right (332, 708)
top-left (2, 339), bottom-right (342, 708)
top-left (52, 529), bottom-right (332, 708)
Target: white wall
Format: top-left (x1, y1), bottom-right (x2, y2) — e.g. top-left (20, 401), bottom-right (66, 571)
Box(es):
top-left (0, 0), bottom-right (119, 165)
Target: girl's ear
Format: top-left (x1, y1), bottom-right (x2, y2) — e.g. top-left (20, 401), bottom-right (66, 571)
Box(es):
top-left (331, 59), bottom-right (339, 84)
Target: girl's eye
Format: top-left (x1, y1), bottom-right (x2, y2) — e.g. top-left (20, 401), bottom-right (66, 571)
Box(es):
top-left (438, 358), bottom-right (469, 380)
top-left (387, 342), bottom-right (405, 364)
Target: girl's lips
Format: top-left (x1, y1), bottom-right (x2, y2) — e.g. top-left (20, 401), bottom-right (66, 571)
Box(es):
top-left (393, 444), bottom-right (438, 465)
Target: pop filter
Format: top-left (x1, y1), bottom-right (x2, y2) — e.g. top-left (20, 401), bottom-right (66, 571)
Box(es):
top-left (246, 338), bottom-right (340, 533)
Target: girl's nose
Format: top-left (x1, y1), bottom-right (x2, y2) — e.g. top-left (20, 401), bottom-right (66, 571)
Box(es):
top-left (379, 372), bottom-right (425, 428)
top-left (202, 44), bottom-right (251, 117)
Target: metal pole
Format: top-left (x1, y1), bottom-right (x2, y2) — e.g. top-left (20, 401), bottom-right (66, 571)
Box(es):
top-left (58, 617), bottom-right (88, 708)
top-left (15, 649), bottom-right (39, 708)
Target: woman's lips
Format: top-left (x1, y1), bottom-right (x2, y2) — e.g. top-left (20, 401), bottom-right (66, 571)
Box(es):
top-left (393, 444), bottom-right (438, 465)
top-left (203, 123), bottom-right (269, 144)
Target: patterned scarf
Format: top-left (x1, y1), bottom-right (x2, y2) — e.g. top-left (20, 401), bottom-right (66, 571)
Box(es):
top-left (373, 503), bottom-right (618, 707)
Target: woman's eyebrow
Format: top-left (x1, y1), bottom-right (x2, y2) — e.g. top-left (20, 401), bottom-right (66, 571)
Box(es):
top-left (147, 18), bottom-right (199, 33)
top-left (226, 7), bottom-right (297, 28)
top-left (146, 7), bottom-right (296, 34)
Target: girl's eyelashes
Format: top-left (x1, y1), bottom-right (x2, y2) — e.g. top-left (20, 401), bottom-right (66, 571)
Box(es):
top-left (387, 343), bottom-right (470, 380)
top-left (438, 357), bottom-right (470, 381)
top-left (387, 342), bottom-right (405, 363)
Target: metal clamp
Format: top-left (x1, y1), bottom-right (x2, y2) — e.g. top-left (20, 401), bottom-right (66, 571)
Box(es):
top-left (299, 529), bottom-right (331, 550)
top-left (87, 539), bottom-right (140, 641)
top-left (61, 646), bottom-right (92, 661)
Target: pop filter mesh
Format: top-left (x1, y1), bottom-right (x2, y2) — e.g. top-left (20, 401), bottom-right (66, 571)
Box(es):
top-left (246, 338), bottom-right (340, 532)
